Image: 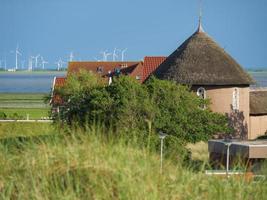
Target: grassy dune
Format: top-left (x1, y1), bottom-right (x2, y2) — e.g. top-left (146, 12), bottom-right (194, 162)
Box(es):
top-left (0, 126), bottom-right (266, 199)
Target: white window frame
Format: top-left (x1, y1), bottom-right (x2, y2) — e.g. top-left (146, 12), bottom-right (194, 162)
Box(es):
top-left (232, 87), bottom-right (239, 111)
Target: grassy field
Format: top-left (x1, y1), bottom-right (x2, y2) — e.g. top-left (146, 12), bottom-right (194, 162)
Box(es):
top-left (0, 93), bottom-right (49, 108)
top-left (0, 93), bottom-right (50, 119)
top-left (0, 108), bottom-right (50, 119)
top-left (0, 122), bottom-right (55, 139)
top-left (0, 124), bottom-right (266, 199)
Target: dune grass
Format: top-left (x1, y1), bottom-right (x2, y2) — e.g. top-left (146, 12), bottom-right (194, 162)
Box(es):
top-left (0, 125), bottom-right (266, 199)
top-left (187, 141), bottom-right (209, 163)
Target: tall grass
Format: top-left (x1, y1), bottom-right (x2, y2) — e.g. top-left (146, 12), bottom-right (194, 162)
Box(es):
top-left (0, 126), bottom-right (266, 199)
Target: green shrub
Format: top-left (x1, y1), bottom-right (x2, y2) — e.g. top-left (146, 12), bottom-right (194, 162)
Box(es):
top-left (56, 72), bottom-right (230, 158)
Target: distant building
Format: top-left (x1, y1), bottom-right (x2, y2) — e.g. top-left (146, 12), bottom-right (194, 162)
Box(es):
top-left (51, 22), bottom-right (267, 139)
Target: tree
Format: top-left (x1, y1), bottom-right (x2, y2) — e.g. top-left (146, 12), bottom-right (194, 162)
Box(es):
top-left (56, 72), bottom-right (230, 146)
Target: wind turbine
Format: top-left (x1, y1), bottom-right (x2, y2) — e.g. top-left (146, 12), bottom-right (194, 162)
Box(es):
top-left (121, 48), bottom-right (127, 61)
top-left (11, 45), bottom-right (22, 70)
top-left (69, 52), bottom-right (74, 62)
top-left (28, 56), bottom-right (34, 71)
top-left (94, 57), bottom-right (101, 62)
top-left (33, 54), bottom-right (40, 69)
top-left (55, 58), bottom-right (65, 71)
top-left (100, 50), bottom-right (112, 61)
top-left (41, 56), bottom-right (48, 70)
top-left (3, 54), bottom-right (7, 71)
top-left (112, 48), bottom-right (118, 61)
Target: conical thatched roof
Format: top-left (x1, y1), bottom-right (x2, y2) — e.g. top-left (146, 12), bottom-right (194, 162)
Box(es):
top-left (153, 27), bottom-right (254, 85)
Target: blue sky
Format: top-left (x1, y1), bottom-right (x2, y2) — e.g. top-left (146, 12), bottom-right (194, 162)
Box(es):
top-left (0, 0), bottom-right (267, 69)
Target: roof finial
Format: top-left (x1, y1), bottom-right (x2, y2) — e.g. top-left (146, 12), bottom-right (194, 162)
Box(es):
top-left (197, 0), bottom-right (204, 33)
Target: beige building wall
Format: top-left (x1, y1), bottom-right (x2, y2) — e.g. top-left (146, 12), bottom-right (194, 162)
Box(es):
top-left (193, 86), bottom-right (250, 139)
top-left (250, 116), bottom-right (267, 139)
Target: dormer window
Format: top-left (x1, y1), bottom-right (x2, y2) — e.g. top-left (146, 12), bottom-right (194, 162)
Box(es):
top-left (97, 66), bottom-right (103, 73)
top-left (114, 68), bottom-right (121, 76)
top-left (232, 88), bottom-right (239, 110)
top-left (197, 87), bottom-right (206, 99)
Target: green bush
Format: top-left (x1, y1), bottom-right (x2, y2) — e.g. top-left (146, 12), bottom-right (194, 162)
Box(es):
top-left (56, 71), bottom-right (230, 158)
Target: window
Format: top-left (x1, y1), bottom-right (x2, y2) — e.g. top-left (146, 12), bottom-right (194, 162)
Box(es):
top-left (136, 75), bottom-right (141, 80)
top-left (197, 87), bottom-right (206, 99)
top-left (197, 87), bottom-right (206, 109)
top-left (232, 88), bottom-right (239, 110)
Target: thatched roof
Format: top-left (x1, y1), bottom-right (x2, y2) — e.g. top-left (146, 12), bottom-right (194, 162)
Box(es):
top-left (153, 27), bottom-right (254, 85)
top-left (250, 90), bottom-right (267, 115)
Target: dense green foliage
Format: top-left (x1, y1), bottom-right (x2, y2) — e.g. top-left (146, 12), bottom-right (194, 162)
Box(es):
top-left (56, 71), bottom-right (230, 147)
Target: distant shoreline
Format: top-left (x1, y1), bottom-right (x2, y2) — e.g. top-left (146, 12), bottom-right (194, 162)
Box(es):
top-left (247, 70), bottom-right (267, 73)
top-left (0, 70), bottom-right (67, 74)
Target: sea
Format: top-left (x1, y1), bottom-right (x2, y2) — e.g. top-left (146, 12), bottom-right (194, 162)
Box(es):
top-left (0, 72), bottom-right (66, 93)
top-left (0, 71), bottom-right (266, 93)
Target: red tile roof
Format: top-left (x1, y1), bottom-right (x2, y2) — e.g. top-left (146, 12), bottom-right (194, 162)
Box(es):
top-left (54, 77), bottom-right (66, 88)
top-left (51, 77), bottom-right (66, 105)
top-left (129, 62), bottom-right (144, 82)
top-left (142, 56), bottom-right (166, 82)
top-left (51, 57), bottom-right (166, 106)
top-left (67, 61), bottom-right (141, 77)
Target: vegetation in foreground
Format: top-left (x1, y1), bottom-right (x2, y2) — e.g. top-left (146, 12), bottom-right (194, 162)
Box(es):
top-left (0, 126), bottom-right (266, 199)
top-left (55, 71), bottom-right (230, 156)
top-left (0, 72), bottom-right (266, 199)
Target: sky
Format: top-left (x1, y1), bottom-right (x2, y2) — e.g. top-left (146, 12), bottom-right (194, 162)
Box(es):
top-left (0, 0), bottom-right (267, 70)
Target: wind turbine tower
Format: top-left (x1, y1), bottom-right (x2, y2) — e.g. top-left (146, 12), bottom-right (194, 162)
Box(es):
top-left (112, 48), bottom-right (118, 61)
top-left (41, 56), bottom-right (48, 70)
top-left (121, 48), bottom-right (127, 61)
top-left (100, 50), bottom-right (112, 61)
top-left (28, 56), bottom-right (34, 71)
top-left (69, 52), bottom-right (74, 62)
top-left (34, 54), bottom-right (40, 69)
top-left (14, 45), bottom-right (22, 70)
top-left (55, 58), bottom-right (65, 71)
